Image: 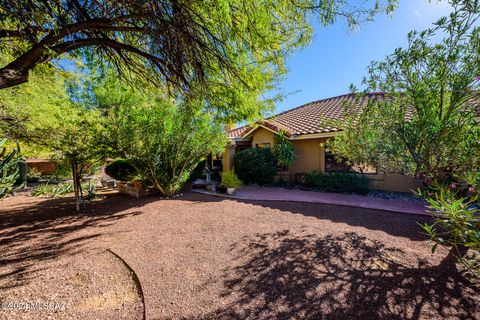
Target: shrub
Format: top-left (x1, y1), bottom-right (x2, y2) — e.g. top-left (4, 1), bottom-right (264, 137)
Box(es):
top-left (111, 99), bottom-right (226, 196)
top-left (188, 159), bottom-right (207, 182)
top-left (15, 159), bottom-right (27, 186)
top-left (0, 138), bottom-right (19, 198)
top-left (303, 171), bottom-right (370, 195)
top-left (233, 147), bottom-right (277, 184)
top-left (32, 182), bottom-right (74, 198)
top-left (105, 159), bottom-right (137, 181)
top-left (27, 167), bottom-right (42, 182)
top-left (83, 180), bottom-right (96, 200)
top-left (419, 175), bottom-right (479, 281)
top-left (53, 159), bottom-right (72, 179)
top-left (221, 170), bottom-right (242, 188)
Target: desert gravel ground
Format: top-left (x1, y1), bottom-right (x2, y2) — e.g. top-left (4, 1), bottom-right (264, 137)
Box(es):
top-left (0, 192), bottom-right (478, 319)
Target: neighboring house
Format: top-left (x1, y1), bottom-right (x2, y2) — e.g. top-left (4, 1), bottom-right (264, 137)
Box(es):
top-left (223, 93), bottom-right (422, 193)
top-left (26, 158), bottom-right (57, 175)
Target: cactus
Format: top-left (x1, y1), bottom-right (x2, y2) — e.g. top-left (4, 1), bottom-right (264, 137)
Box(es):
top-left (0, 139), bottom-right (19, 198)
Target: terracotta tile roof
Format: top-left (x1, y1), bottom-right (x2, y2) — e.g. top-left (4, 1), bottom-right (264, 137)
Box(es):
top-left (228, 125), bottom-right (250, 139)
top-left (228, 93), bottom-right (383, 139)
top-left (228, 92), bottom-right (480, 139)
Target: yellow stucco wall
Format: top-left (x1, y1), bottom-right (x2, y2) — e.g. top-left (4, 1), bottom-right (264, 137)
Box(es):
top-left (288, 138), bottom-right (325, 181)
top-left (228, 128), bottom-right (327, 182)
top-left (222, 144), bottom-right (236, 172)
top-left (225, 128), bottom-right (421, 193)
top-left (251, 127), bottom-right (276, 147)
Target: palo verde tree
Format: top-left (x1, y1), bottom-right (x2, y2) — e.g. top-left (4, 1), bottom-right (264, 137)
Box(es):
top-left (0, 60), bottom-right (105, 210)
top-left (0, 0), bottom-right (396, 118)
top-left (328, 0), bottom-right (480, 183)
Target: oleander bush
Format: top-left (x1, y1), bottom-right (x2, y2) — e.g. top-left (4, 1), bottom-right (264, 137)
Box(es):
top-left (419, 173), bottom-right (480, 281)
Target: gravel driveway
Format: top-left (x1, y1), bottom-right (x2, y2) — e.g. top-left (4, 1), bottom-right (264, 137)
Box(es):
top-left (0, 192), bottom-right (478, 319)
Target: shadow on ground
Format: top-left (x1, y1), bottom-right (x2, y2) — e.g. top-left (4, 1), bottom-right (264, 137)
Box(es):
top-left (198, 230), bottom-right (479, 320)
top-left (187, 193), bottom-right (431, 240)
top-left (0, 194), bottom-right (153, 291)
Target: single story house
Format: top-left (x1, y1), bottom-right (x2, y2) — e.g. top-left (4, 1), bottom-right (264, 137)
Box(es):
top-left (223, 93), bottom-right (422, 193)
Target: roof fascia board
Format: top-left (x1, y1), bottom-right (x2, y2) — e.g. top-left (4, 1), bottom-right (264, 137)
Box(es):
top-left (290, 131), bottom-right (340, 140)
top-left (242, 124), bottom-right (282, 139)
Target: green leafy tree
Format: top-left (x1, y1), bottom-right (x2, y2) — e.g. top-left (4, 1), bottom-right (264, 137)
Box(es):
top-left (109, 97), bottom-right (226, 196)
top-left (273, 130), bottom-right (295, 168)
top-left (328, 0), bottom-right (480, 183)
top-left (327, 1), bottom-right (480, 278)
top-left (0, 61), bottom-right (105, 209)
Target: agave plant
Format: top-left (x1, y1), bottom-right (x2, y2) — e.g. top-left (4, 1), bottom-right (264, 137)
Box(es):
top-left (0, 138), bottom-right (19, 198)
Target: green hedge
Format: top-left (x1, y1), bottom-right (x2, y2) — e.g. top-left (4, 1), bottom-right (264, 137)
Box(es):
top-left (303, 171), bottom-right (370, 195)
top-left (233, 147), bottom-right (276, 184)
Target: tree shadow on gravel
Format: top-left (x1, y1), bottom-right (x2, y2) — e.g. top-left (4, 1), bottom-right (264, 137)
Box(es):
top-left (198, 230), bottom-right (479, 320)
top-left (0, 194), bottom-right (153, 292)
top-left (186, 193), bottom-right (431, 241)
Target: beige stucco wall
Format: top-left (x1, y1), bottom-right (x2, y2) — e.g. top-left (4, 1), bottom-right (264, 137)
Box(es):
top-left (251, 127), bottom-right (276, 147)
top-left (226, 129), bottom-right (327, 183)
top-left (366, 173), bottom-right (422, 193)
top-left (288, 138), bottom-right (326, 181)
top-left (222, 143), bottom-right (236, 172)
top-left (225, 128), bottom-right (421, 193)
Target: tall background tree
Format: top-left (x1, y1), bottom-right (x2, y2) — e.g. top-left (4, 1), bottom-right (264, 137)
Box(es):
top-left (329, 0), bottom-right (480, 183)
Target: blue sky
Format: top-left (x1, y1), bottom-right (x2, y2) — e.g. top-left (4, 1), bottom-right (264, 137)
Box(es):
top-left (272, 0), bottom-right (453, 114)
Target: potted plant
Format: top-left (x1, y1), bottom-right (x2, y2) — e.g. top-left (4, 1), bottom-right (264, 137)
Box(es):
top-left (131, 174), bottom-right (145, 190)
top-left (221, 170), bottom-right (242, 195)
top-left (217, 184), bottom-right (227, 193)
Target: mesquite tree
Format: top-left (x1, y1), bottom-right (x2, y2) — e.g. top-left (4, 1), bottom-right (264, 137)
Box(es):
top-left (0, 1), bottom-right (396, 105)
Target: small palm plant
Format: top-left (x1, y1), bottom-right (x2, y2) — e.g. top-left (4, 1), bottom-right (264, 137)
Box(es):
top-left (273, 130), bottom-right (295, 168)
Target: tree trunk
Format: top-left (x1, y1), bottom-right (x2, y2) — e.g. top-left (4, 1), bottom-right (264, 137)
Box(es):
top-left (0, 68), bottom-right (28, 89)
top-left (72, 161), bottom-right (80, 211)
top-left (440, 245), bottom-right (469, 273)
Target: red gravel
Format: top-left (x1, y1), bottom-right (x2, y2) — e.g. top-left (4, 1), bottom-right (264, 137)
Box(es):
top-left (0, 192), bottom-right (478, 319)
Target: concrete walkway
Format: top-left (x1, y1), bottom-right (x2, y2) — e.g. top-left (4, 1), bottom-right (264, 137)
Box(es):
top-left (193, 186), bottom-right (430, 216)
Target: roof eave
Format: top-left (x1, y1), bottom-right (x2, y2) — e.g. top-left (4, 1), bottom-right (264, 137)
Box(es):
top-left (290, 131), bottom-right (341, 140)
